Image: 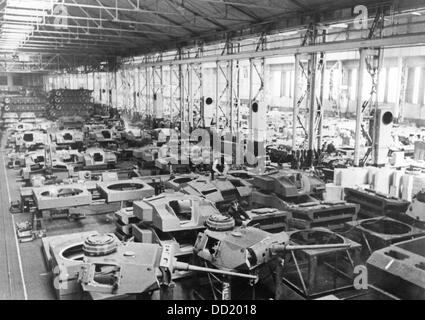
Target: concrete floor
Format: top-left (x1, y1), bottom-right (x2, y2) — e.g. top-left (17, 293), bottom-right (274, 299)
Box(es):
top-left (0, 141), bottom-right (26, 299)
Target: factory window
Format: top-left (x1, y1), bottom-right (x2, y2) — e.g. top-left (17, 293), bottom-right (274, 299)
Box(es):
top-left (387, 68), bottom-right (398, 103)
top-left (0, 76), bottom-right (7, 85)
top-left (378, 68), bottom-right (387, 102)
top-left (286, 71), bottom-right (292, 98)
top-left (405, 67), bottom-right (415, 103)
top-left (423, 83), bottom-right (425, 106)
top-left (361, 70), bottom-right (372, 101)
top-left (421, 67), bottom-right (425, 105)
top-left (412, 67), bottom-right (422, 104)
top-left (270, 71), bottom-right (281, 97)
top-left (323, 69), bottom-right (330, 100)
top-left (350, 69), bottom-right (357, 100)
top-left (280, 71), bottom-right (290, 98)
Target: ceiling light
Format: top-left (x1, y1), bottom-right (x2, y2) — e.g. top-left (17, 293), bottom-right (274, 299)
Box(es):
top-left (1, 32), bottom-right (28, 37)
top-left (7, 0), bottom-right (54, 10)
top-left (5, 8), bottom-right (47, 16)
top-left (411, 12), bottom-right (422, 16)
top-left (3, 14), bottom-right (43, 23)
top-left (2, 23), bottom-right (34, 30)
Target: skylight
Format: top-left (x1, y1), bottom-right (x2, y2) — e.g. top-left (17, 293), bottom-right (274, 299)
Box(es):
top-left (0, 0), bottom-right (58, 52)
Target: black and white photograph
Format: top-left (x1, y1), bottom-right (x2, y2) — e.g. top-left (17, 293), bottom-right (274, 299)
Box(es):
top-left (0, 0), bottom-right (424, 307)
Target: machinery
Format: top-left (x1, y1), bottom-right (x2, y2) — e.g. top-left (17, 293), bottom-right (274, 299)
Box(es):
top-left (53, 130), bottom-right (84, 147)
top-left (345, 217), bottom-right (425, 257)
top-left (6, 122), bottom-right (34, 133)
top-left (24, 150), bottom-right (47, 167)
top-left (403, 190), bottom-right (425, 228)
top-left (252, 169), bottom-right (325, 199)
top-left (42, 230), bottom-right (101, 300)
top-left (15, 130), bottom-right (47, 151)
top-left (201, 96), bottom-right (215, 127)
top-left (344, 187), bottom-right (410, 219)
top-left (370, 108), bottom-right (394, 166)
top-left (82, 148), bottom-right (117, 169)
top-left (132, 192), bottom-right (220, 256)
top-left (250, 169), bottom-right (357, 230)
top-left (2, 112), bottom-right (19, 129)
top-left (19, 112), bottom-right (37, 124)
top-left (21, 160), bottom-right (71, 183)
top-left (33, 184), bottom-right (92, 210)
top-left (133, 192), bottom-right (217, 233)
top-left (193, 225), bottom-right (352, 299)
top-left (57, 116), bottom-right (86, 130)
top-left (89, 128), bottom-right (120, 145)
top-left (45, 226), bottom-right (352, 300)
top-left (166, 174), bottom-right (252, 210)
top-left (78, 240), bottom-right (256, 298)
top-left (288, 201), bottom-right (359, 231)
top-left (47, 89), bottom-right (94, 120)
top-left (97, 179), bottom-right (155, 203)
top-left (367, 235), bottom-right (425, 300)
top-left (281, 228), bottom-right (362, 298)
top-left (243, 208), bottom-right (290, 233)
top-left (1, 95), bottom-right (47, 117)
top-left (121, 130), bottom-right (153, 148)
top-left (133, 145), bottom-right (159, 166)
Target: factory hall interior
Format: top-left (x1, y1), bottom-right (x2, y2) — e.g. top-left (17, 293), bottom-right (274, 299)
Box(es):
top-left (2, 0), bottom-right (425, 302)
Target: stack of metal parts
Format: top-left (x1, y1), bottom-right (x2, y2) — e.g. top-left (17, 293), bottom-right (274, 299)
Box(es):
top-left (344, 188), bottom-right (410, 219)
top-left (47, 89), bottom-right (94, 119)
top-left (288, 201), bottom-right (359, 231)
top-left (1, 112), bottom-right (19, 129)
top-left (246, 208), bottom-right (289, 233)
top-left (166, 174), bottom-right (252, 211)
top-left (1, 95), bottom-right (47, 117)
top-left (251, 170), bottom-right (358, 231)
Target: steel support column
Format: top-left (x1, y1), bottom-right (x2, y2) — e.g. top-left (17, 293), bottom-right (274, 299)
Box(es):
top-left (152, 55), bottom-right (164, 118)
top-left (169, 61), bottom-right (182, 123)
top-left (292, 54), bottom-right (301, 150)
top-left (307, 52), bottom-right (318, 151)
top-left (248, 34), bottom-right (266, 135)
top-left (396, 57), bottom-right (408, 122)
top-left (354, 49), bottom-right (367, 166)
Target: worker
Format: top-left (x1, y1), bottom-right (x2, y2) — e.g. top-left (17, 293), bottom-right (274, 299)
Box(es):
top-left (152, 178), bottom-right (164, 195)
top-left (226, 200), bottom-right (251, 227)
top-left (212, 153), bottom-right (230, 179)
top-left (326, 142), bottom-right (336, 154)
top-left (168, 161), bottom-right (175, 179)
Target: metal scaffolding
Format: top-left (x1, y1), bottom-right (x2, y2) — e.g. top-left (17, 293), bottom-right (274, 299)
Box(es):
top-left (353, 7), bottom-right (385, 166)
top-left (292, 23), bottom-right (327, 152)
